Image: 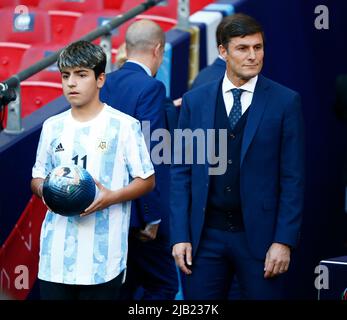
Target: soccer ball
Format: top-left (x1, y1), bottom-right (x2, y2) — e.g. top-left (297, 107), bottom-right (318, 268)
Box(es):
top-left (42, 164), bottom-right (96, 216)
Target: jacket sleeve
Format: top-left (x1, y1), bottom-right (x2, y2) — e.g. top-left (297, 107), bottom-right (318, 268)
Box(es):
top-left (169, 93), bottom-right (192, 246)
top-left (274, 93), bottom-right (305, 248)
top-left (135, 80), bottom-right (167, 224)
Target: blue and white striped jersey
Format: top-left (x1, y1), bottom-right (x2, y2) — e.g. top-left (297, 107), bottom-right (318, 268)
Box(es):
top-left (32, 104), bottom-right (154, 285)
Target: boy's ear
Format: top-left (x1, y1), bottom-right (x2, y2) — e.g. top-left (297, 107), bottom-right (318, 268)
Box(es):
top-left (97, 72), bottom-right (106, 89)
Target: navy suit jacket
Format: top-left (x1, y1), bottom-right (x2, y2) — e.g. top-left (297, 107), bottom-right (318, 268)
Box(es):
top-left (191, 57), bottom-right (226, 90)
top-left (170, 75), bottom-right (305, 259)
top-left (100, 62), bottom-right (168, 234)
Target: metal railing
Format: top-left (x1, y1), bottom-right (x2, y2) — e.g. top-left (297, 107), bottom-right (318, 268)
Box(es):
top-left (0, 0), bottom-right (190, 134)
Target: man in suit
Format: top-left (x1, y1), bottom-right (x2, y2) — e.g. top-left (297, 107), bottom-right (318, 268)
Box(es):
top-left (170, 13), bottom-right (305, 299)
top-left (100, 19), bottom-right (178, 300)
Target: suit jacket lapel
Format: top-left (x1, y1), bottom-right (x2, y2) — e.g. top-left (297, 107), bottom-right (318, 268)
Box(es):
top-left (201, 79), bottom-right (221, 129)
top-left (241, 75), bottom-right (270, 165)
top-left (200, 79), bottom-right (222, 178)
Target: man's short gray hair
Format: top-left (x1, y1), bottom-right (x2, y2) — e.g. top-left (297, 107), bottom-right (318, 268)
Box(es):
top-left (126, 19), bottom-right (165, 54)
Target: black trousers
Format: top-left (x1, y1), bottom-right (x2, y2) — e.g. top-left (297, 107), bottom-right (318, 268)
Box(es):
top-left (39, 271), bottom-right (124, 300)
top-left (120, 234), bottom-right (178, 300)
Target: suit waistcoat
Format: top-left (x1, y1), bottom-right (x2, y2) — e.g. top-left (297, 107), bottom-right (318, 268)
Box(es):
top-left (205, 84), bottom-right (249, 231)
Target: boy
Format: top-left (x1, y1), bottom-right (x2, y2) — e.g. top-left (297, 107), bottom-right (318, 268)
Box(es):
top-left (31, 40), bottom-right (155, 300)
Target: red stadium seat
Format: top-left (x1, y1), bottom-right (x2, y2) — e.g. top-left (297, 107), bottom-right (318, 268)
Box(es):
top-left (39, 0), bottom-right (104, 13)
top-left (0, 42), bottom-right (31, 81)
top-left (0, 8), bottom-right (51, 44)
top-left (1, 81), bottom-right (63, 128)
top-left (19, 44), bottom-right (62, 83)
top-left (121, 0), bottom-right (177, 19)
top-left (18, 0), bottom-right (40, 6)
top-left (0, 0), bottom-right (17, 8)
top-left (103, 0), bottom-right (123, 10)
top-left (70, 12), bottom-right (175, 66)
top-left (190, 0), bottom-right (214, 14)
top-left (0, 0), bottom-right (40, 7)
top-left (0, 81), bottom-right (63, 128)
top-left (21, 81), bottom-right (63, 117)
top-left (70, 11), bottom-right (131, 51)
top-left (48, 10), bottom-right (82, 45)
top-left (121, 0), bottom-right (215, 18)
top-left (135, 14), bottom-right (177, 31)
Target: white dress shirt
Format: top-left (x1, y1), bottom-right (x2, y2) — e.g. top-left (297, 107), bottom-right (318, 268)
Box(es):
top-left (222, 74), bottom-right (258, 116)
top-left (127, 59), bottom-right (152, 77)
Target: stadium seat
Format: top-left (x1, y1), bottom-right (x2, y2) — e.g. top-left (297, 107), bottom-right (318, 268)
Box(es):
top-left (0, 42), bottom-right (31, 81)
top-left (121, 0), bottom-right (177, 19)
top-left (134, 14), bottom-right (177, 31)
top-left (191, 0), bottom-right (215, 14)
top-left (48, 10), bottom-right (82, 45)
top-left (1, 81), bottom-right (63, 128)
top-left (0, 8), bottom-right (51, 44)
top-left (38, 0), bottom-right (104, 13)
top-left (189, 10), bottom-right (223, 65)
top-left (70, 11), bottom-right (131, 51)
top-left (121, 0), bottom-right (215, 18)
top-left (20, 81), bottom-right (63, 117)
top-left (156, 28), bottom-right (190, 99)
top-left (0, 0), bottom-right (40, 7)
top-left (0, 0), bottom-right (16, 8)
top-left (18, 44), bottom-right (62, 82)
top-left (103, 0), bottom-right (123, 10)
top-left (18, 0), bottom-right (40, 6)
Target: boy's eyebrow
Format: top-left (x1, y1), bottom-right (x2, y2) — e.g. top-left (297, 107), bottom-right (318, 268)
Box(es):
top-left (61, 68), bottom-right (90, 74)
top-left (74, 69), bottom-right (89, 73)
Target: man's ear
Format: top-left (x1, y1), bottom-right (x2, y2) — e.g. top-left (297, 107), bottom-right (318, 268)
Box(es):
top-left (97, 72), bottom-right (106, 89)
top-left (154, 43), bottom-right (162, 57)
top-left (218, 44), bottom-right (227, 59)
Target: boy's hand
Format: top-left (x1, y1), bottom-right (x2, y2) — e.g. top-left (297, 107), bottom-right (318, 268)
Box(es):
top-left (42, 196), bottom-right (54, 213)
top-left (38, 182), bottom-right (53, 212)
top-left (80, 179), bottom-right (117, 217)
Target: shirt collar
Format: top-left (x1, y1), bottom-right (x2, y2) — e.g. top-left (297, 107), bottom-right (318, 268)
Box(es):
top-left (222, 73), bottom-right (258, 94)
top-left (127, 60), bottom-right (152, 77)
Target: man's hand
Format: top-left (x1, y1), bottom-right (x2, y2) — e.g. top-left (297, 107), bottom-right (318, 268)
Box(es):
top-left (136, 223), bottom-right (159, 242)
top-left (264, 242), bottom-right (291, 278)
top-left (173, 97), bottom-right (182, 107)
top-left (172, 242), bottom-right (192, 275)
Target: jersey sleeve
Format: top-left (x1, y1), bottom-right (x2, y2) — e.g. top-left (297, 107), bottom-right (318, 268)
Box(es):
top-left (123, 120), bottom-right (154, 180)
top-left (32, 121), bottom-right (54, 179)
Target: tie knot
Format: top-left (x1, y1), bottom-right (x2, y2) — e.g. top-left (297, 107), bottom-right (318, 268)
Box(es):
top-left (231, 88), bottom-right (244, 100)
